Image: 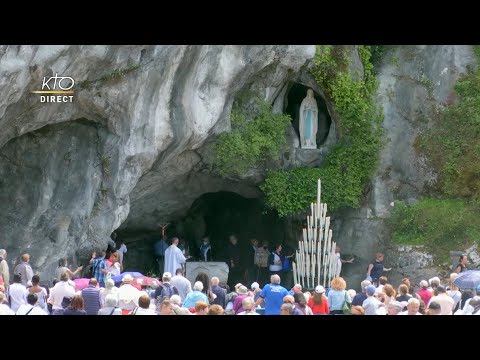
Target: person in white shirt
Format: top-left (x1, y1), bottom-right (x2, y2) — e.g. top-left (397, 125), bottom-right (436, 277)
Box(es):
top-left (334, 245), bottom-right (354, 277)
top-left (362, 285), bottom-right (381, 315)
top-left (100, 279), bottom-right (119, 308)
top-left (8, 274), bottom-right (28, 313)
top-left (117, 240), bottom-right (127, 267)
top-left (130, 294), bottom-right (156, 315)
top-left (169, 268), bottom-right (192, 302)
top-left (0, 249), bottom-right (10, 291)
top-left (97, 294), bottom-right (122, 315)
top-left (164, 237), bottom-right (187, 276)
top-left (118, 274), bottom-right (140, 311)
top-left (47, 273), bottom-right (76, 314)
top-left (428, 285), bottom-right (454, 315)
top-left (16, 293), bottom-right (48, 315)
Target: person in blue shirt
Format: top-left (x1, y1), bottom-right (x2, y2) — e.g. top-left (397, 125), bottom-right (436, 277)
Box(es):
top-left (254, 274), bottom-right (289, 315)
top-left (367, 253), bottom-right (391, 287)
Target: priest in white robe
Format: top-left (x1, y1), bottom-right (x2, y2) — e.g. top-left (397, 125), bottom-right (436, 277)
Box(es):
top-left (164, 237), bottom-right (187, 276)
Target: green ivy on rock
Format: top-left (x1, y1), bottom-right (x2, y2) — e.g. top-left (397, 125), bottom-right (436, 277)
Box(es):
top-left (212, 97), bottom-right (291, 177)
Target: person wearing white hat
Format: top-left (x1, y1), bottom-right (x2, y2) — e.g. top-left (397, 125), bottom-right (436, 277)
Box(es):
top-left (118, 274), bottom-right (140, 313)
top-left (251, 282), bottom-right (261, 303)
top-left (308, 285), bottom-right (329, 315)
top-left (233, 285), bottom-right (249, 314)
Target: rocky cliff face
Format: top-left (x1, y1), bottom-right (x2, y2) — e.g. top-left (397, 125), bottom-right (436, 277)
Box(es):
top-left (0, 45), bottom-right (315, 278)
top-left (1, 45), bottom-right (476, 289)
top-left (333, 45), bottom-right (476, 288)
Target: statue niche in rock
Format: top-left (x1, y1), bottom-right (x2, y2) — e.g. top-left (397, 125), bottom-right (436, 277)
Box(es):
top-left (299, 88), bottom-right (318, 149)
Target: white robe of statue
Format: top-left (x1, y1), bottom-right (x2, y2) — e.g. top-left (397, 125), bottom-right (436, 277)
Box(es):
top-left (164, 244), bottom-right (187, 275)
top-left (299, 89), bottom-right (318, 149)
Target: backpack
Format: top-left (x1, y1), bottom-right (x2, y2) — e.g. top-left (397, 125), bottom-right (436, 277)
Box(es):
top-left (156, 283), bottom-right (178, 302)
top-left (86, 259), bottom-right (100, 279)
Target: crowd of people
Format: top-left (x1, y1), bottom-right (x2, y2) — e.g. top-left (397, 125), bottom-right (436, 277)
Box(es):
top-left (156, 233), bottom-right (299, 290)
top-left (1, 236), bottom-right (479, 315)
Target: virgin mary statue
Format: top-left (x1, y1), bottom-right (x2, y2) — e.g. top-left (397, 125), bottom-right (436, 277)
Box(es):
top-left (299, 89), bottom-right (318, 149)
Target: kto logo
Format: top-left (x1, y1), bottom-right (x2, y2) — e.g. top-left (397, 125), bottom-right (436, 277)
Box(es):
top-left (32, 73), bottom-right (75, 103)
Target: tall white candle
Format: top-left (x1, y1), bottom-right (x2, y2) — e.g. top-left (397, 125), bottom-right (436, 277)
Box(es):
top-left (317, 240), bottom-right (321, 283)
top-left (293, 260), bottom-right (297, 286)
top-left (317, 179), bottom-right (321, 218)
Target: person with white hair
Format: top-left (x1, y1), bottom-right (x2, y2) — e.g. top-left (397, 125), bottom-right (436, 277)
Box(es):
top-left (416, 280), bottom-right (432, 306)
top-left (254, 274), bottom-right (289, 315)
top-left (303, 291), bottom-right (312, 304)
top-left (447, 273), bottom-right (462, 312)
top-left (100, 278), bottom-right (119, 308)
top-left (237, 297), bottom-right (259, 315)
top-left (352, 279), bottom-right (371, 306)
top-left (169, 294), bottom-right (192, 315)
top-left (399, 297), bottom-right (422, 315)
top-left (97, 294), bottom-right (122, 315)
top-left (289, 283), bottom-right (302, 295)
top-left (157, 298), bottom-right (174, 315)
top-left (182, 281), bottom-right (208, 309)
top-left (386, 301), bottom-right (403, 315)
top-left (347, 289), bottom-right (357, 302)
